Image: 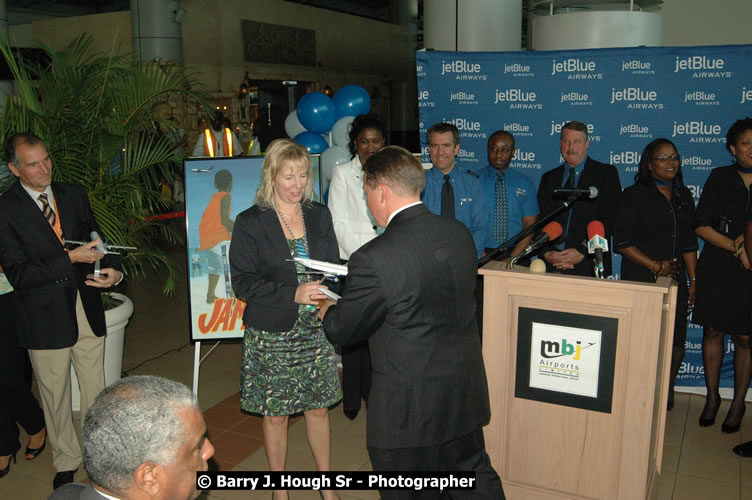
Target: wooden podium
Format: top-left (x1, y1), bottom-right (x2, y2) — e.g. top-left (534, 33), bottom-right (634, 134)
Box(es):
top-left (479, 263), bottom-right (677, 500)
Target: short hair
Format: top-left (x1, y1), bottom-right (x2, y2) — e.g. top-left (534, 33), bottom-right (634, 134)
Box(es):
top-left (635, 138), bottom-right (684, 186)
top-left (561, 121), bottom-right (589, 142)
top-left (487, 130), bottom-right (515, 148)
top-left (362, 145), bottom-right (425, 198)
top-left (82, 376), bottom-right (199, 494)
top-left (214, 169), bottom-right (233, 191)
top-left (348, 114), bottom-right (387, 158)
top-left (255, 138), bottom-right (314, 210)
top-left (726, 117), bottom-right (752, 154)
top-left (5, 133), bottom-right (45, 166)
top-left (427, 122), bottom-right (460, 146)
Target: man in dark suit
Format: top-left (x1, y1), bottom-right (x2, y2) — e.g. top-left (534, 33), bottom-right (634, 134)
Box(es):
top-left (537, 121), bottom-right (622, 277)
top-left (0, 133), bottom-right (123, 488)
top-left (319, 146), bottom-right (504, 499)
top-left (48, 376), bottom-right (215, 500)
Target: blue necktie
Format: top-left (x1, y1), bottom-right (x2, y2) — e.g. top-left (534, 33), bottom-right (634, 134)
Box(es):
top-left (441, 174), bottom-right (455, 219)
top-left (493, 173), bottom-right (508, 242)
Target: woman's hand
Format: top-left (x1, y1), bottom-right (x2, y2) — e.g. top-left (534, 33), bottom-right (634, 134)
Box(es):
top-left (294, 280), bottom-right (328, 306)
top-left (688, 279), bottom-right (696, 308)
top-left (653, 258), bottom-right (680, 278)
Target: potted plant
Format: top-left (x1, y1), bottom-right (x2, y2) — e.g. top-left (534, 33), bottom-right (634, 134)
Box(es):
top-left (0, 33), bottom-right (209, 397)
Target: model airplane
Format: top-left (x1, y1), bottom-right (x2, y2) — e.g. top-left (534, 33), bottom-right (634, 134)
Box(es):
top-left (65, 232), bottom-right (137, 278)
top-left (289, 257), bottom-right (348, 282)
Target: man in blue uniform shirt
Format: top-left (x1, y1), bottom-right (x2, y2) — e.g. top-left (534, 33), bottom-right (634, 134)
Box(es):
top-left (477, 130), bottom-right (539, 259)
top-left (422, 122), bottom-right (488, 258)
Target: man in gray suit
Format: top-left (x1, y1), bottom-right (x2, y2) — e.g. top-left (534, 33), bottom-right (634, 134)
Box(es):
top-left (48, 376), bottom-right (215, 500)
top-left (319, 146), bottom-right (504, 499)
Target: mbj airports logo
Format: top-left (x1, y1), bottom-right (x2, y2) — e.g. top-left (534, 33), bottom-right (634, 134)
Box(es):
top-left (621, 59), bottom-right (655, 75)
top-left (494, 88), bottom-right (541, 110)
top-left (418, 89), bottom-right (435, 108)
top-left (440, 60), bottom-right (488, 80)
top-left (538, 337), bottom-right (596, 381)
top-left (619, 123), bottom-right (653, 139)
top-left (610, 87), bottom-right (664, 110)
top-left (684, 90), bottom-right (720, 106)
top-left (551, 58), bottom-right (603, 80)
top-left (671, 120), bottom-right (725, 144)
top-left (503, 62), bottom-right (534, 78)
top-left (674, 55), bottom-right (732, 78)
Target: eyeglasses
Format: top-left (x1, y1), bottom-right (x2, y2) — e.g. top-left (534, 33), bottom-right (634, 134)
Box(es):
top-left (653, 154), bottom-right (680, 162)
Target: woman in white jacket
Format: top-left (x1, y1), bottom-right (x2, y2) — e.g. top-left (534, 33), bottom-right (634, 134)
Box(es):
top-left (327, 114), bottom-right (386, 419)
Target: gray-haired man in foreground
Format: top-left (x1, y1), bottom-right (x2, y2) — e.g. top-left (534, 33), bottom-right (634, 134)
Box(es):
top-left (49, 375), bottom-right (215, 500)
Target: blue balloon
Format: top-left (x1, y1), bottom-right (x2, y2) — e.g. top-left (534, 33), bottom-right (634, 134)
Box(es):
top-left (333, 85), bottom-right (371, 119)
top-left (296, 92), bottom-right (337, 133)
top-left (294, 131), bottom-right (329, 154)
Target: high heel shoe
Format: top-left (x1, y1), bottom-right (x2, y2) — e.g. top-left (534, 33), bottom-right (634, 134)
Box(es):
top-left (722, 405), bottom-right (746, 434)
top-left (699, 393), bottom-right (721, 427)
top-left (0, 451), bottom-right (17, 479)
top-left (25, 428), bottom-right (46, 460)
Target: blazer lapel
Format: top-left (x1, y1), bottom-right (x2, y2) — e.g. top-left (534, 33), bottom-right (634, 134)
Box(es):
top-left (11, 181), bottom-right (62, 247)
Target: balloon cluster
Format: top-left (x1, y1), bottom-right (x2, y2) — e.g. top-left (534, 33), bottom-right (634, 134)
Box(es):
top-left (285, 85), bottom-right (371, 191)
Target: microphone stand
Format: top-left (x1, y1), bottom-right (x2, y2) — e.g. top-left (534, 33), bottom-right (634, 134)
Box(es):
top-left (477, 196), bottom-right (581, 268)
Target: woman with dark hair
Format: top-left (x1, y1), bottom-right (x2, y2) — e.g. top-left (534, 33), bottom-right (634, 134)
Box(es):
top-left (327, 114), bottom-right (386, 420)
top-left (693, 117), bottom-right (752, 433)
top-left (614, 138), bottom-right (698, 410)
top-left (230, 139), bottom-right (341, 500)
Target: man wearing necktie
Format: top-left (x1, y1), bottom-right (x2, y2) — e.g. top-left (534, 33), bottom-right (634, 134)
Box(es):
top-left (0, 133), bottom-right (123, 489)
top-left (421, 122), bottom-right (488, 258)
top-left (536, 121), bottom-right (622, 276)
top-left (478, 131), bottom-right (539, 260)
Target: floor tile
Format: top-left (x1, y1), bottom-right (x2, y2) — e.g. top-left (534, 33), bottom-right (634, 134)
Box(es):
top-left (677, 449), bottom-right (740, 484)
top-left (673, 474), bottom-right (739, 500)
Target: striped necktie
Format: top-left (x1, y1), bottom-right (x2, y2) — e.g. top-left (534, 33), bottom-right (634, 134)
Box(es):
top-left (38, 193), bottom-right (56, 227)
top-left (493, 172), bottom-right (509, 242)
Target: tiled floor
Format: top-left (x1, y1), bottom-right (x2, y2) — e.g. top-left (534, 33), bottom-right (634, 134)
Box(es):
top-left (1, 242), bottom-right (752, 499)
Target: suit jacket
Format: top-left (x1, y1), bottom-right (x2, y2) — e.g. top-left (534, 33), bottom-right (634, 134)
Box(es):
top-left (229, 201), bottom-right (339, 332)
top-left (536, 156), bottom-right (622, 276)
top-left (47, 483), bottom-right (108, 500)
top-left (0, 181), bottom-right (121, 349)
top-left (323, 204), bottom-right (491, 449)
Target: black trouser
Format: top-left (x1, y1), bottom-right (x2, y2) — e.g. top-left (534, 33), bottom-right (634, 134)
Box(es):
top-left (0, 292), bottom-right (45, 456)
top-left (342, 341), bottom-right (371, 411)
top-left (368, 429), bottom-right (505, 500)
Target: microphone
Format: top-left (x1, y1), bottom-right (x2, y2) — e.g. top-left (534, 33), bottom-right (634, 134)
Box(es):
top-left (515, 222), bottom-right (563, 261)
top-left (553, 186), bottom-right (599, 199)
top-left (586, 221), bottom-right (608, 279)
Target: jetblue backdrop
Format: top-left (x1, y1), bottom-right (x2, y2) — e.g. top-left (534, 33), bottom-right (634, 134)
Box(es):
top-left (417, 44), bottom-right (752, 394)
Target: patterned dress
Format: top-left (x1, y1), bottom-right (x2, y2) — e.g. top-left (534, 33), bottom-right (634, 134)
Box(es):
top-left (240, 237), bottom-right (341, 415)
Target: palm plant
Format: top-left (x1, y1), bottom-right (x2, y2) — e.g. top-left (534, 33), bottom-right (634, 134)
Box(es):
top-left (0, 33), bottom-right (209, 294)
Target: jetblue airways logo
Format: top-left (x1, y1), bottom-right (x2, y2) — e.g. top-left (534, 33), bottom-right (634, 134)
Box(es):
top-left (418, 89), bottom-right (434, 108)
top-left (621, 59), bottom-right (654, 74)
top-left (443, 118), bottom-right (487, 140)
top-left (610, 87), bottom-right (663, 109)
top-left (561, 91), bottom-right (591, 106)
top-left (619, 124), bottom-right (652, 139)
top-left (551, 58), bottom-right (602, 79)
top-left (674, 55), bottom-right (731, 78)
top-left (494, 88), bottom-right (541, 109)
top-left (449, 91), bottom-right (478, 105)
top-left (672, 121), bottom-right (724, 143)
top-left (741, 87), bottom-right (752, 104)
top-left (503, 122), bottom-right (532, 137)
top-left (504, 63), bottom-right (534, 77)
top-left (684, 90), bottom-right (719, 106)
top-left (441, 60), bottom-right (487, 80)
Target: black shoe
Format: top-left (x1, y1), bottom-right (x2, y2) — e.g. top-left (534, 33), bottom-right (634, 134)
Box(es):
top-left (53, 469), bottom-right (77, 489)
top-left (699, 394), bottom-right (720, 427)
top-left (734, 440), bottom-right (752, 457)
top-left (0, 452), bottom-right (17, 479)
top-left (667, 386), bottom-right (675, 411)
top-left (722, 405), bottom-right (746, 434)
top-left (343, 409), bottom-right (359, 420)
top-left (25, 432), bottom-right (46, 460)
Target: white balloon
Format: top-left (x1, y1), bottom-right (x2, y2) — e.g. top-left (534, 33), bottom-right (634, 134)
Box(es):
top-left (320, 145), bottom-right (352, 194)
top-left (284, 110), bottom-right (307, 138)
top-left (332, 116), bottom-right (355, 147)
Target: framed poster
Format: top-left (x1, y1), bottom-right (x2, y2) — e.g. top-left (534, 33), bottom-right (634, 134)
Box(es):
top-left (515, 307), bottom-right (618, 413)
top-left (184, 155), bottom-right (321, 341)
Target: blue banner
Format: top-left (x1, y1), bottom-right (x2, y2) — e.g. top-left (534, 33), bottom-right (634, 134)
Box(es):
top-left (417, 45), bottom-right (752, 394)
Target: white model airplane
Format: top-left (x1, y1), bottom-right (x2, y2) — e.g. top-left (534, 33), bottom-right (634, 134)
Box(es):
top-left (289, 257), bottom-right (348, 281)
